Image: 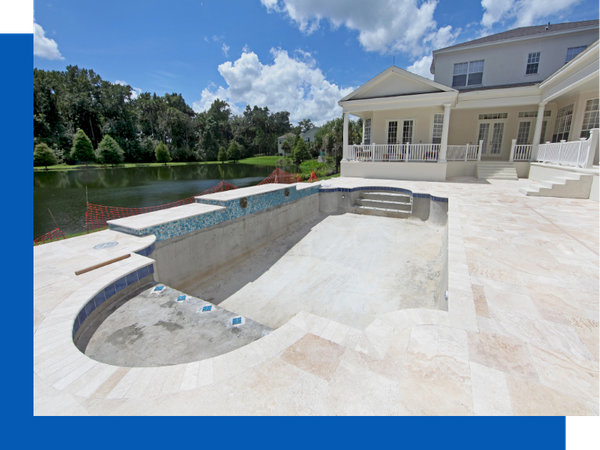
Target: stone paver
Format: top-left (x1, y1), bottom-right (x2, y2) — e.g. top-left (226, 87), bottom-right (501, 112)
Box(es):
top-left (33, 176), bottom-right (599, 415)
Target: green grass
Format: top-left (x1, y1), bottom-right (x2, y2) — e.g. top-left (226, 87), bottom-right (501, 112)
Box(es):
top-left (237, 155), bottom-right (287, 167)
top-left (34, 160), bottom-right (229, 172)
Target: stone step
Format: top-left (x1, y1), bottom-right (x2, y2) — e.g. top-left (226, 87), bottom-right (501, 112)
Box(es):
top-left (355, 198), bottom-right (412, 211)
top-left (361, 191), bottom-right (412, 203)
top-left (477, 162), bottom-right (518, 180)
top-left (352, 205), bottom-right (412, 219)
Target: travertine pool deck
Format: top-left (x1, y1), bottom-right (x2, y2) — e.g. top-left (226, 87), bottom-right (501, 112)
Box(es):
top-left (34, 176), bottom-right (599, 415)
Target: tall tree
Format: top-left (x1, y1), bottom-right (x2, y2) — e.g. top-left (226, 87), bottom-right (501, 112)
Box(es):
top-left (96, 135), bottom-right (125, 167)
top-left (70, 129), bottom-right (95, 164)
top-left (33, 143), bottom-right (58, 170)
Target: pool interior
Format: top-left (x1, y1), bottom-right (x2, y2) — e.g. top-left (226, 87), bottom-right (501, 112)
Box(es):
top-left (77, 185), bottom-right (449, 367)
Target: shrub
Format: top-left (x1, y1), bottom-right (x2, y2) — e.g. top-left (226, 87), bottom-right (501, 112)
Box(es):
top-left (155, 142), bottom-right (171, 165)
top-left (292, 138), bottom-right (311, 165)
top-left (33, 143), bottom-right (58, 170)
top-left (218, 146), bottom-right (228, 163)
top-left (227, 141), bottom-right (241, 162)
top-left (70, 129), bottom-right (95, 164)
top-left (96, 135), bottom-right (125, 167)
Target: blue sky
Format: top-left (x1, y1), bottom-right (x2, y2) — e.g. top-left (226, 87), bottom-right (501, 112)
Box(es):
top-left (33, 0), bottom-right (599, 124)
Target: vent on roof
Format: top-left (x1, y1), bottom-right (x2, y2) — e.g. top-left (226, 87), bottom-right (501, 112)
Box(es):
top-left (546, 22), bottom-right (550, 30)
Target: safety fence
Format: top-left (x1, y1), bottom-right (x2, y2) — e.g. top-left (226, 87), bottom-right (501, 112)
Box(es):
top-left (34, 227), bottom-right (66, 245)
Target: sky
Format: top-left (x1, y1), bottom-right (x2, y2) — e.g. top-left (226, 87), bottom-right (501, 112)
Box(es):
top-left (33, 0), bottom-right (599, 125)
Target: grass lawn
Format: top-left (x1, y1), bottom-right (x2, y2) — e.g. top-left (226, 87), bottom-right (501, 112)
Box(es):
top-left (237, 155), bottom-right (285, 166)
top-left (34, 160), bottom-right (227, 172)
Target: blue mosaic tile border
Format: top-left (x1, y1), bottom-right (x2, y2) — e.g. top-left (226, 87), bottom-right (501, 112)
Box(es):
top-left (109, 184), bottom-right (320, 242)
top-left (135, 242), bottom-right (155, 257)
top-left (72, 263), bottom-right (155, 338)
top-left (319, 186), bottom-right (448, 203)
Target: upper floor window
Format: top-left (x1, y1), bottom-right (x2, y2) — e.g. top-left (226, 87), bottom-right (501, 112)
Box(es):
top-left (526, 52), bottom-right (540, 74)
top-left (565, 46), bottom-right (587, 63)
top-left (452, 60), bottom-right (484, 87)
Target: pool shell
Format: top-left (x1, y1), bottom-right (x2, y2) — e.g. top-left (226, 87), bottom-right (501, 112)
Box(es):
top-left (71, 182), bottom-right (448, 367)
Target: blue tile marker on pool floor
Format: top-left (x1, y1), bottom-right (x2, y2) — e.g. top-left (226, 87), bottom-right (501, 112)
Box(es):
top-left (232, 317), bottom-right (244, 326)
top-left (151, 285), bottom-right (165, 295)
top-left (202, 305), bottom-right (212, 312)
top-left (176, 295), bottom-right (186, 302)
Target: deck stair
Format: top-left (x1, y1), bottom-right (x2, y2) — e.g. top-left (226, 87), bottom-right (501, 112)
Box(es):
top-left (352, 191), bottom-right (412, 219)
top-left (518, 172), bottom-right (593, 198)
top-left (477, 162), bottom-right (518, 180)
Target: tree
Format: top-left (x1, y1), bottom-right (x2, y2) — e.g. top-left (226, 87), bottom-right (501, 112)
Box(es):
top-left (293, 137), bottom-right (311, 164)
top-left (227, 141), bottom-right (241, 162)
top-left (33, 143), bottom-right (57, 170)
top-left (218, 146), bottom-right (228, 163)
top-left (281, 132), bottom-right (296, 156)
top-left (298, 118), bottom-right (314, 134)
top-left (155, 142), bottom-right (171, 165)
top-left (70, 129), bottom-right (95, 164)
top-left (96, 135), bottom-right (125, 167)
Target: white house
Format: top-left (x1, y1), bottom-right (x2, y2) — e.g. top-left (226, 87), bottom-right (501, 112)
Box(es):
top-left (278, 127), bottom-right (321, 155)
top-left (339, 19), bottom-right (599, 192)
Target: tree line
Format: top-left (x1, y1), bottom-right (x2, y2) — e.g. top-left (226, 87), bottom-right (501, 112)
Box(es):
top-left (34, 65), bottom-right (363, 167)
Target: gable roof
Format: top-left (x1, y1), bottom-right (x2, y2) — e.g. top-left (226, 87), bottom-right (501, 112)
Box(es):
top-left (340, 66), bottom-right (455, 103)
top-left (434, 19), bottom-right (599, 54)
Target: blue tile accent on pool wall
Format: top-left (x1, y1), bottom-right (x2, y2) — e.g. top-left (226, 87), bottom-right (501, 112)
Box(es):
top-left (135, 242), bottom-right (155, 257)
top-left (72, 263), bottom-right (155, 338)
top-left (319, 186), bottom-right (448, 203)
top-left (108, 184), bottom-right (321, 242)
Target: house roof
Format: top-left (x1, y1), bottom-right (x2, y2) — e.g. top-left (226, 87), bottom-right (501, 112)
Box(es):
top-left (339, 65), bottom-right (455, 104)
top-left (434, 19), bottom-right (599, 54)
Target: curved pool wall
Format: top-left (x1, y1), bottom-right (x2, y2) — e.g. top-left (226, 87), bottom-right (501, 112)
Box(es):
top-left (74, 182), bottom-right (448, 346)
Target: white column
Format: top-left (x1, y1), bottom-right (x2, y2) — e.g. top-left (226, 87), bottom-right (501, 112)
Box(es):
top-left (585, 128), bottom-right (599, 168)
top-left (342, 112), bottom-right (349, 161)
top-left (438, 103), bottom-right (451, 163)
top-left (531, 102), bottom-right (547, 161)
top-left (509, 139), bottom-right (516, 162)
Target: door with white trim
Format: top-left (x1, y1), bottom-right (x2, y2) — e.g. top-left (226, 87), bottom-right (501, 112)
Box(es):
top-left (516, 120), bottom-right (533, 145)
top-left (478, 121), bottom-right (505, 156)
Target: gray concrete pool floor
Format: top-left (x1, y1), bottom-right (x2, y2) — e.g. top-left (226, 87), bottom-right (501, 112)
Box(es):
top-left (85, 212), bottom-right (443, 366)
top-left (84, 285), bottom-right (272, 367)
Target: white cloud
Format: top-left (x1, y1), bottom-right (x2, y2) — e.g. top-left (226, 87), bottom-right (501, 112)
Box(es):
top-left (193, 49), bottom-right (354, 124)
top-left (222, 43), bottom-right (230, 57)
top-left (259, 0), bottom-right (459, 57)
top-left (242, 44), bottom-right (251, 53)
top-left (406, 56), bottom-right (434, 80)
top-left (115, 80), bottom-right (142, 100)
top-left (34, 22), bottom-right (64, 60)
top-left (481, 0), bottom-right (583, 29)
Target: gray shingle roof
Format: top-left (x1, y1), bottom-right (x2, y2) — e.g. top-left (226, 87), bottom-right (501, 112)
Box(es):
top-left (435, 19), bottom-right (599, 53)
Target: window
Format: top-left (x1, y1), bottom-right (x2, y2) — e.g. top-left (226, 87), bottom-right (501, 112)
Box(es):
top-left (552, 104), bottom-right (574, 142)
top-left (402, 120), bottom-right (414, 144)
top-left (387, 121), bottom-right (398, 144)
top-left (432, 114), bottom-right (443, 144)
top-left (518, 111), bottom-right (552, 118)
top-left (526, 52), bottom-right (540, 74)
top-left (580, 98), bottom-right (599, 139)
top-left (452, 60), bottom-right (484, 87)
top-left (565, 46), bottom-right (587, 63)
top-left (516, 121), bottom-right (531, 145)
top-left (479, 113), bottom-right (508, 120)
top-left (364, 118), bottom-right (371, 144)
top-left (540, 120), bottom-right (548, 144)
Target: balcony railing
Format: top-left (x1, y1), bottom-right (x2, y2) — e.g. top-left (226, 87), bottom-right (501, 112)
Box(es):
top-left (536, 138), bottom-right (592, 168)
top-left (348, 142), bottom-right (483, 162)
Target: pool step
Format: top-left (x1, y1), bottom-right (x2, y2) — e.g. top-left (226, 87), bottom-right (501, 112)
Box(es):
top-left (352, 191), bottom-right (412, 218)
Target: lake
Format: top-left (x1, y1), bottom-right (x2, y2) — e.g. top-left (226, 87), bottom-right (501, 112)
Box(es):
top-left (33, 163), bottom-right (297, 240)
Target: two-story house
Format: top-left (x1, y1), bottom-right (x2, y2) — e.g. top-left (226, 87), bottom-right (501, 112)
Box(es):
top-left (338, 19), bottom-right (599, 186)
top-left (278, 127), bottom-right (321, 155)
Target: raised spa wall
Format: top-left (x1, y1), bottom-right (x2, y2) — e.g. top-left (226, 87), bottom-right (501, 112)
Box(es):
top-left (104, 182), bottom-right (449, 322)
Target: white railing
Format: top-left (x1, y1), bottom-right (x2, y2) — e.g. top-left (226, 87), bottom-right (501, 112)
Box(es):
top-left (447, 143), bottom-right (481, 161)
top-left (536, 139), bottom-right (592, 168)
top-left (512, 144), bottom-right (533, 161)
top-left (348, 143), bottom-right (440, 162)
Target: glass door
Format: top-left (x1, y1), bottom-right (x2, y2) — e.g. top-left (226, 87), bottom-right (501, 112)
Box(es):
top-left (490, 123), bottom-right (504, 155)
top-left (478, 123), bottom-right (490, 155)
top-left (516, 121), bottom-right (532, 145)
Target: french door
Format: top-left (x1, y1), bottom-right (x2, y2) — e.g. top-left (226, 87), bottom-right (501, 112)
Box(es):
top-left (478, 122), bottom-right (505, 156)
top-left (387, 119), bottom-right (414, 144)
top-left (516, 120), bottom-right (533, 145)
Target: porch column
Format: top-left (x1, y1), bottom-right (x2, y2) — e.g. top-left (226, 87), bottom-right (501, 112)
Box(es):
top-left (585, 128), bottom-right (599, 168)
top-left (438, 103), bottom-right (451, 163)
top-left (342, 112), bottom-right (349, 161)
top-left (531, 102), bottom-right (547, 161)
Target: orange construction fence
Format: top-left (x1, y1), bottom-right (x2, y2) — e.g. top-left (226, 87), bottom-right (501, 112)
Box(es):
top-left (257, 168), bottom-right (299, 185)
top-left (34, 227), bottom-right (66, 245)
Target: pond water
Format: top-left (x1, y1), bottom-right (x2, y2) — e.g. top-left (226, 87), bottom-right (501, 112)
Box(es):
top-left (33, 163), bottom-right (297, 239)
